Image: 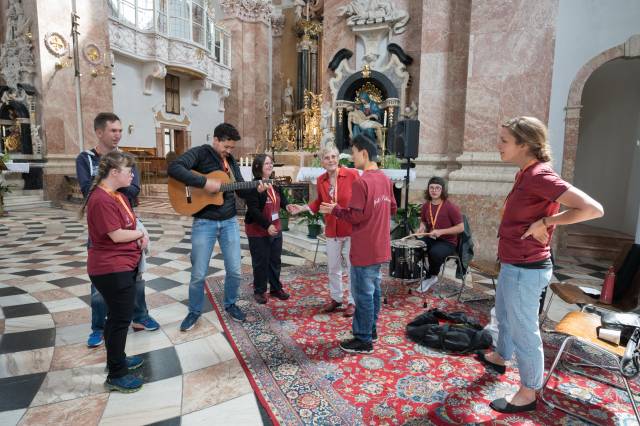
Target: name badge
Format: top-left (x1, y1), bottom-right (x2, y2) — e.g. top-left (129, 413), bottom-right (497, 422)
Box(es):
top-left (271, 212), bottom-right (279, 221)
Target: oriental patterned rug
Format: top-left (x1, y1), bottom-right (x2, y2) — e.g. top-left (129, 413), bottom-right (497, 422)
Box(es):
top-left (205, 266), bottom-right (639, 425)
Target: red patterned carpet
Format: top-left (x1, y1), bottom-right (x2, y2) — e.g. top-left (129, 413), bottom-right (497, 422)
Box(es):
top-left (205, 267), bottom-right (639, 425)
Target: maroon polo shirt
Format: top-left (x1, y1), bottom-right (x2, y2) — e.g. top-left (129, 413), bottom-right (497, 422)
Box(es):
top-left (87, 187), bottom-right (141, 276)
top-left (420, 200), bottom-right (463, 246)
top-left (498, 162), bottom-right (571, 264)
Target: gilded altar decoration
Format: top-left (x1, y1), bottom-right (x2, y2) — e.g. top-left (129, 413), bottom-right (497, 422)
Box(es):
top-left (44, 32), bottom-right (69, 57)
top-left (302, 90), bottom-right (322, 152)
top-left (3, 116), bottom-right (21, 152)
top-left (362, 63), bottom-right (371, 79)
top-left (272, 117), bottom-right (296, 152)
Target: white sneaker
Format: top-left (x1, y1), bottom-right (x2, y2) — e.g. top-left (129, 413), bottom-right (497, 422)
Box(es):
top-left (416, 276), bottom-right (438, 293)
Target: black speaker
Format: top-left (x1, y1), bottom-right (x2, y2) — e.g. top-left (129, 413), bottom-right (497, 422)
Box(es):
top-left (393, 119), bottom-right (419, 159)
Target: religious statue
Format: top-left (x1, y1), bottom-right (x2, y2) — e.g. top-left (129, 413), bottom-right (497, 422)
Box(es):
top-left (283, 78), bottom-right (294, 117)
top-left (403, 101), bottom-right (418, 120)
top-left (337, 0), bottom-right (409, 34)
top-left (347, 106), bottom-right (384, 149)
top-left (293, 0), bottom-right (306, 20)
top-left (3, 110), bottom-right (21, 152)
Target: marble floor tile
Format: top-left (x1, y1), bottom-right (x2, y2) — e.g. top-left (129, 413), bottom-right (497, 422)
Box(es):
top-left (19, 393), bottom-right (108, 426)
top-left (4, 315), bottom-right (55, 334)
top-left (144, 292), bottom-right (177, 310)
top-left (42, 297), bottom-right (88, 313)
top-left (0, 347), bottom-right (54, 379)
top-left (31, 289), bottom-right (74, 302)
top-left (181, 392), bottom-right (261, 425)
top-left (99, 376), bottom-right (182, 426)
top-left (124, 329), bottom-right (173, 356)
top-left (146, 265), bottom-right (180, 277)
top-left (51, 307), bottom-right (91, 327)
top-left (0, 319), bottom-right (4, 334)
top-left (0, 328), bottom-right (56, 354)
top-left (17, 283), bottom-right (58, 293)
top-left (181, 359), bottom-right (252, 415)
top-left (63, 283), bottom-right (91, 297)
top-left (0, 409), bottom-right (26, 426)
top-left (135, 347), bottom-right (182, 384)
top-left (162, 285), bottom-right (189, 302)
top-left (201, 311), bottom-right (223, 331)
top-left (148, 302), bottom-right (189, 326)
top-left (175, 333), bottom-right (236, 374)
top-left (0, 294), bottom-right (39, 307)
top-left (50, 343), bottom-right (106, 371)
top-left (162, 318), bottom-right (219, 346)
top-left (0, 372), bottom-right (47, 411)
top-left (166, 270), bottom-right (191, 284)
top-left (29, 363), bottom-right (106, 407)
top-left (55, 323), bottom-right (91, 347)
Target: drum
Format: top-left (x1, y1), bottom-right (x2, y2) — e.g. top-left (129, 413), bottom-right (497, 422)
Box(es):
top-left (389, 239), bottom-right (427, 279)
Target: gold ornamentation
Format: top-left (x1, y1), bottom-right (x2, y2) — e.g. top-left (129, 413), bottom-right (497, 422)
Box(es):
top-left (83, 43), bottom-right (102, 65)
top-left (362, 64), bottom-right (371, 79)
top-left (302, 90), bottom-right (322, 152)
top-left (272, 117), bottom-right (296, 151)
top-left (355, 82), bottom-right (383, 104)
top-left (294, 19), bottom-right (323, 38)
top-left (44, 32), bottom-right (68, 57)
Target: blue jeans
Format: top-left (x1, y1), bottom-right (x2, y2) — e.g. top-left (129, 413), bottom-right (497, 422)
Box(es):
top-left (189, 217), bottom-right (241, 313)
top-left (350, 263), bottom-right (383, 343)
top-left (495, 263), bottom-right (553, 389)
top-left (91, 278), bottom-right (149, 332)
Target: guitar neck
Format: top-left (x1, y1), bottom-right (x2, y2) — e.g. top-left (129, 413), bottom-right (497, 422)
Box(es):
top-left (219, 179), bottom-right (275, 192)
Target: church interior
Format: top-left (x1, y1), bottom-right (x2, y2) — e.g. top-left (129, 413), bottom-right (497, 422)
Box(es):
top-left (1, 0), bottom-right (640, 424)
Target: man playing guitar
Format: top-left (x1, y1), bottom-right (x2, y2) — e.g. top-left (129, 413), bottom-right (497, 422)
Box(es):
top-left (168, 123), bottom-right (267, 330)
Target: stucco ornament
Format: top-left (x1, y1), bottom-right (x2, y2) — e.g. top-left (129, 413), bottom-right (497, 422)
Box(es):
top-left (220, 0), bottom-right (273, 25)
top-left (0, 0), bottom-right (36, 89)
top-left (337, 0), bottom-right (409, 34)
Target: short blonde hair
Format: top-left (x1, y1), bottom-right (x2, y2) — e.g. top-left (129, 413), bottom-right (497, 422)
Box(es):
top-left (318, 143), bottom-right (339, 160)
top-left (501, 116), bottom-right (552, 163)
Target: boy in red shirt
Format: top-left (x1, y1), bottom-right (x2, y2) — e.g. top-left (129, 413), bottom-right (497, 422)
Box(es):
top-left (320, 135), bottom-right (397, 354)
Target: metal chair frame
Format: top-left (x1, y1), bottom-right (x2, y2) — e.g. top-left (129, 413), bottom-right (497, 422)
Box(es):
top-left (540, 305), bottom-right (640, 424)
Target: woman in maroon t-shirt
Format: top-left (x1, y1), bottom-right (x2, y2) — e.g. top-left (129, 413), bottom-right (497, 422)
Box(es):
top-left (477, 116), bottom-right (603, 414)
top-left (244, 154), bottom-right (291, 304)
top-left (416, 176), bottom-right (464, 293)
top-left (80, 151), bottom-right (148, 393)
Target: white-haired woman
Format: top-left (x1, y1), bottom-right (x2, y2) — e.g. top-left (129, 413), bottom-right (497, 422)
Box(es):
top-left (288, 144), bottom-right (360, 316)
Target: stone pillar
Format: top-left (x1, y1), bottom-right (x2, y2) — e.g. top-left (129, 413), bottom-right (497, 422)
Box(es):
top-left (220, 1), bottom-right (272, 157)
top-left (447, 0), bottom-right (559, 260)
top-left (320, 0), bottom-right (356, 103)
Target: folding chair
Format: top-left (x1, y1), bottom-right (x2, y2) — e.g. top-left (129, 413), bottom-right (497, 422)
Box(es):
top-left (540, 306), bottom-right (640, 423)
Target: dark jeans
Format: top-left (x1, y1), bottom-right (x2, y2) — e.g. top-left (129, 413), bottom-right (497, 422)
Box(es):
top-left (90, 269), bottom-right (137, 379)
top-left (419, 237), bottom-right (456, 278)
top-left (248, 234), bottom-right (283, 294)
top-left (91, 278), bottom-right (149, 332)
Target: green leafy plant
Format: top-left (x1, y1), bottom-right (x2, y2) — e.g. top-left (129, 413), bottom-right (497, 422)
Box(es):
top-left (381, 154), bottom-right (401, 169)
top-left (299, 199), bottom-right (324, 226)
top-left (394, 202), bottom-right (422, 231)
top-left (310, 155), bottom-right (322, 168)
top-left (338, 153), bottom-right (352, 167)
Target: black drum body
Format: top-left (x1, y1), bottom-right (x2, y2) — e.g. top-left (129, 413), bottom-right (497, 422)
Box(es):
top-left (389, 239), bottom-right (427, 279)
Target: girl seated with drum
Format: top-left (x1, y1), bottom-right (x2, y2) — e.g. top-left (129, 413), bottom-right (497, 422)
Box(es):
top-left (416, 176), bottom-right (464, 292)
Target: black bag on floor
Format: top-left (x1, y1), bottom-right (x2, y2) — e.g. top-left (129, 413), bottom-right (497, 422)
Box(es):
top-left (406, 308), bottom-right (492, 353)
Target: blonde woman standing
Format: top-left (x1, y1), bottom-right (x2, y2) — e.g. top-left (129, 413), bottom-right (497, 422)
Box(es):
top-left (477, 117), bottom-right (603, 413)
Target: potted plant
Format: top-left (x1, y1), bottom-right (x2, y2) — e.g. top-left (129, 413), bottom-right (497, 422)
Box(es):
top-left (279, 207), bottom-right (290, 231)
top-left (391, 202), bottom-right (422, 239)
top-left (300, 208), bottom-right (323, 239)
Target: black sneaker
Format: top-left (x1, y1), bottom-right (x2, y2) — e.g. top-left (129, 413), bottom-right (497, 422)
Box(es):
top-left (339, 338), bottom-right (373, 354)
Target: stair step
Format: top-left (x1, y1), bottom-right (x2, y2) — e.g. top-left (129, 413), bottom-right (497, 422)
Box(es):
top-left (5, 201), bottom-right (53, 211)
top-left (564, 246), bottom-right (619, 261)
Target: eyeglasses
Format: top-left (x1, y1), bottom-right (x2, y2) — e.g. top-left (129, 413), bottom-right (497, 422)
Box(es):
top-left (428, 185), bottom-right (442, 191)
top-left (118, 168), bottom-right (134, 176)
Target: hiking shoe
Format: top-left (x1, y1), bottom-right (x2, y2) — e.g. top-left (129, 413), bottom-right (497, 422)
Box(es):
top-left (87, 331), bottom-right (104, 348)
top-left (416, 276), bottom-right (438, 293)
top-left (270, 288), bottom-right (290, 300)
top-left (126, 355), bottom-right (144, 370)
top-left (105, 374), bottom-right (143, 393)
top-left (180, 313), bottom-right (200, 331)
top-left (254, 293), bottom-right (268, 304)
top-left (340, 338), bottom-right (373, 354)
top-left (343, 303), bottom-right (355, 317)
top-left (132, 316), bottom-right (160, 331)
top-left (226, 304), bottom-right (246, 322)
top-left (321, 300), bottom-right (342, 313)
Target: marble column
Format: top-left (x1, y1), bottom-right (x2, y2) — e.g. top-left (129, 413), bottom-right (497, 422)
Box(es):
top-left (320, 0), bottom-right (356, 103)
top-left (447, 0), bottom-right (559, 260)
top-left (220, 1), bottom-right (272, 157)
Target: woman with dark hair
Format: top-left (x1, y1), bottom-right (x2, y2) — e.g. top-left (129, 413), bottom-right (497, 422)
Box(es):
top-left (80, 150), bottom-right (147, 393)
top-left (244, 154), bottom-right (291, 304)
top-left (477, 116), bottom-right (603, 413)
top-left (415, 176), bottom-right (464, 292)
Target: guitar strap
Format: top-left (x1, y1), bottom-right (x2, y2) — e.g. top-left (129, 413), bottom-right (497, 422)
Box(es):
top-left (223, 157), bottom-right (236, 183)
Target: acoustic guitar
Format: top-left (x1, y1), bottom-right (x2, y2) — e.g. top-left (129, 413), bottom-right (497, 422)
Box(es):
top-left (168, 170), bottom-right (274, 216)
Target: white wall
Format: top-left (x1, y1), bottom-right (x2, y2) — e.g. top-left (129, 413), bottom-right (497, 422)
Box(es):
top-left (548, 0), bottom-right (640, 172)
top-left (572, 58), bottom-right (640, 235)
top-left (112, 54), bottom-right (224, 151)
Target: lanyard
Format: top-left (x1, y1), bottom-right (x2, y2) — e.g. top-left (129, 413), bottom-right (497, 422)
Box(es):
top-left (222, 157), bottom-right (230, 175)
top-left (100, 185), bottom-right (136, 225)
top-left (429, 201), bottom-right (444, 229)
top-left (267, 185), bottom-right (277, 205)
